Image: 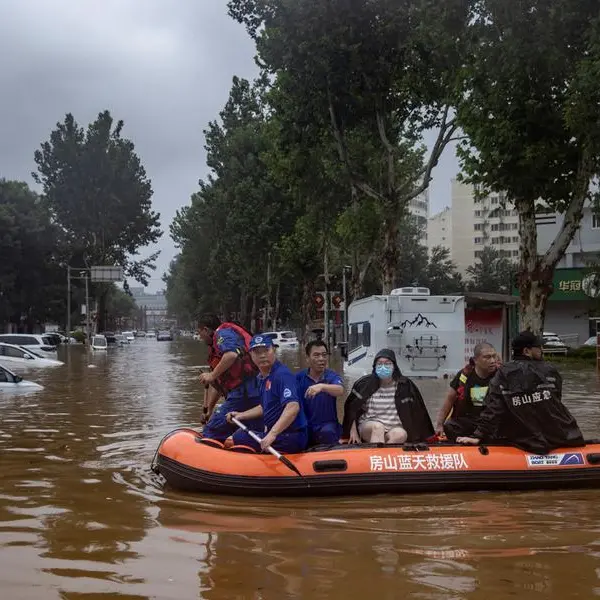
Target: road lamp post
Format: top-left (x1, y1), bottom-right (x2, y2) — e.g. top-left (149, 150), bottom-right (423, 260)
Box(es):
top-left (342, 265), bottom-right (352, 344)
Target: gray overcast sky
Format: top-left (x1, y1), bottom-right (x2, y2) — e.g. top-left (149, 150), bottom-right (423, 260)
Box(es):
top-left (0, 0), bottom-right (458, 292)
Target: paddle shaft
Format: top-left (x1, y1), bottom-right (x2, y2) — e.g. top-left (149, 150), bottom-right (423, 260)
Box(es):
top-left (231, 417), bottom-right (303, 478)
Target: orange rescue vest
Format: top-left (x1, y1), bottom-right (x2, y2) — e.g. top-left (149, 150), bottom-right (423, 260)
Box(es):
top-left (208, 322), bottom-right (258, 395)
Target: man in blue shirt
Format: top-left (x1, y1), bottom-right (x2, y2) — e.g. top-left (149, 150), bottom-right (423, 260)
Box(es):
top-left (296, 340), bottom-right (344, 446)
top-left (226, 334), bottom-right (308, 454)
top-left (197, 314), bottom-right (263, 446)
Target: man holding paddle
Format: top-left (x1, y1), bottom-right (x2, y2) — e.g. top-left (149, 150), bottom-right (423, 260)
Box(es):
top-left (226, 335), bottom-right (308, 454)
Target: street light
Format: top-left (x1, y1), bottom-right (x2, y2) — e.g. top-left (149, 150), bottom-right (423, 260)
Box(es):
top-left (342, 265), bottom-right (352, 344)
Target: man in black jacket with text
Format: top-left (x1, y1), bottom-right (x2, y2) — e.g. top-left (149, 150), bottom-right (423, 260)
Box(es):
top-left (457, 331), bottom-right (585, 454)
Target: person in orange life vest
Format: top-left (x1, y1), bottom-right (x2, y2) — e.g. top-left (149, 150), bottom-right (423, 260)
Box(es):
top-left (197, 314), bottom-right (263, 445)
top-left (295, 340), bottom-right (344, 446)
top-left (434, 342), bottom-right (498, 441)
top-left (226, 335), bottom-right (308, 454)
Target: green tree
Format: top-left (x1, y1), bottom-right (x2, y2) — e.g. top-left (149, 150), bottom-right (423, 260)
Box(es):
top-left (228, 0), bottom-right (467, 292)
top-left (0, 179), bottom-right (66, 331)
top-left (465, 247), bottom-right (516, 295)
top-left (33, 110), bottom-right (162, 331)
top-left (456, 0), bottom-right (600, 333)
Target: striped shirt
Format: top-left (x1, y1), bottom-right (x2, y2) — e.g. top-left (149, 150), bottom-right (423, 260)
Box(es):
top-left (360, 384), bottom-right (402, 428)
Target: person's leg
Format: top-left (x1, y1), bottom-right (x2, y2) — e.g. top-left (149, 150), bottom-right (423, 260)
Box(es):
top-left (272, 429), bottom-right (308, 454)
top-left (385, 427), bottom-right (408, 444)
top-left (359, 420), bottom-right (386, 443)
top-left (309, 422), bottom-right (341, 446)
top-left (443, 416), bottom-right (476, 442)
top-left (201, 400), bottom-right (238, 442)
top-left (230, 429), bottom-right (261, 453)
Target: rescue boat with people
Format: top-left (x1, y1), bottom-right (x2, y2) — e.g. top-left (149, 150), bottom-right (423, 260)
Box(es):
top-left (153, 428), bottom-right (600, 497)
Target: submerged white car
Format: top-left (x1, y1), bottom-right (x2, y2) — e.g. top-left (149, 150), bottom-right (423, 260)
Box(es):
top-left (0, 343), bottom-right (64, 367)
top-left (262, 331), bottom-right (300, 348)
top-left (0, 364), bottom-right (44, 390)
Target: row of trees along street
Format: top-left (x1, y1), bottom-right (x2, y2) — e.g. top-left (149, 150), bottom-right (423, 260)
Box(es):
top-left (0, 111), bottom-right (162, 333)
top-left (165, 0), bottom-right (600, 336)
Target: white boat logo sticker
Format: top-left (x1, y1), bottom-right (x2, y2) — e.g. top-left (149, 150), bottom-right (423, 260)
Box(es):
top-left (526, 452), bottom-right (584, 467)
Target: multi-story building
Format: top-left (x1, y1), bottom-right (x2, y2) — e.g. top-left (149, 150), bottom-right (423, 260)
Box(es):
top-left (130, 288), bottom-right (169, 330)
top-left (426, 206), bottom-right (452, 255)
top-left (446, 179), bottom-right (520, 273)
top-left (428, 179), bottom-right (599, 342)
top-left (408, 189), bottom-right (429, 243)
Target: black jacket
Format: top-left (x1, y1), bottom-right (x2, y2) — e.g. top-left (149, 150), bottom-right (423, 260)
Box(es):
top-left (341, 374), bottom-right (435, 442)
top-left (473, 357), bottom-right (585, 454)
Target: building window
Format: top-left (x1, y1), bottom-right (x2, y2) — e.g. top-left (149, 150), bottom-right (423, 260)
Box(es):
top-left (474, 237), bottom-right (483, 244)
top-left (593, 214), bottom-right (600, 229)
top-left (512, 250), bottom-right (519, 257)
top-left (512, 236), bottom-right (520, 243)
top-left (474, 210), bottom-right (481, 217)
top-left (512, 223), bottom-right (518, 230)
top-left (475, 250), bottom-right (482, 258)
top-left (474, 223), bottom-right (482, 231)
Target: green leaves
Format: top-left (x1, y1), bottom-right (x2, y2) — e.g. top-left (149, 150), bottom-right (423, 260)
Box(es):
top-left (33, 110), bottom-right (162, 285)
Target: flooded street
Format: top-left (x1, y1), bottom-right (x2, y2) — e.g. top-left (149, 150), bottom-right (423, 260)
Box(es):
top-left (1, 339), bottom-right (600, 599)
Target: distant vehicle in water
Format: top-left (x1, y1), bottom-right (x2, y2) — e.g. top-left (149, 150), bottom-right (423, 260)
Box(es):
top-left (542, 332), bottom-right (568, 355)
top-left (121, 331), bottom-right (135, 343)
top-left (582, 336), bottom-right (597, 347)
top-left (91, 335), bottom-right (108, 351)
top-left (0, 364), bottom-right (44, 391)
top-left (156, 330), bottom-right (173, 341)
top-left (262, 331), bottom-right (299, 348)
top-left (0, 343), bottom-right (64, 367)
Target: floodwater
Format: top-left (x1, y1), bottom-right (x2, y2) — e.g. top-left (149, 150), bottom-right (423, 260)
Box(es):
top-left (1, 339), bottom-right (599, 600)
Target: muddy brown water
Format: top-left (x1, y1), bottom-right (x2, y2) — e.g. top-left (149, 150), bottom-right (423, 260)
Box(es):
top-left (0, 339), bottom-right (599, 599)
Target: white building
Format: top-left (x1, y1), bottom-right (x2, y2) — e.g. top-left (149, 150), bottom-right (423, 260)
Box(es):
top-left (427, 206), bottom-right (452, 255)
top-left (427, 179), bottom-right (600, 342)
top-left (445, 179), bottom-right (520, 274)
top-left (408, 189), bottom-right (429, 243)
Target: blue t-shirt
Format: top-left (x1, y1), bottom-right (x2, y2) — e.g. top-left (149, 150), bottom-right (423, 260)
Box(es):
top-left (259, 360), bottom-right (307, 431)
top-left (295, 368), bottom-right (343, 426)
top-left (214, 326), bottom-right (259, 399)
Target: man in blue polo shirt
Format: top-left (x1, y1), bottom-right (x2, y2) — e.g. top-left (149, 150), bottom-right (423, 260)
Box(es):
top-left (296, 340), bottom-right (344, 446)
top-left (226, 335), bottom-right (308, 454)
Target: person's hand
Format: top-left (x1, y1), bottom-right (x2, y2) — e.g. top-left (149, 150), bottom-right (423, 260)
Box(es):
top-left (349, 428), bottom-right (361, 444)
top-left (226, 411), bottom-right (241, 424)
top-left (200, 405), bottom-right (212, 425)
top-left (199, 371), bottom-right (215, 385)
top-left (304, 384), bottom-right (324, 398)
top-left (260, 431), bottom-right (277, 451)
top-left (434, 422), bottom-right (444, 436)
top-left (456, 436), bottom-right (480, 445)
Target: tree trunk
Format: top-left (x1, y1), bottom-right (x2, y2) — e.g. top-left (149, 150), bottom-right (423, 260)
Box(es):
top-left (381, 218), bottom-right (399, 294)
top-left (273, 281), bottom-right (281, 330)
top-left (301, 278), bottom-right (315, 344)
top-left (250, 294), bottom-right (257, 333)
top-left (239, 286), bottom-right (248, 327)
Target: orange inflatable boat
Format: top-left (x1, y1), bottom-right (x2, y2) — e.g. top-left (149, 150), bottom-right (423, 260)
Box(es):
top-left (153, 428), bottom-right (600, 497)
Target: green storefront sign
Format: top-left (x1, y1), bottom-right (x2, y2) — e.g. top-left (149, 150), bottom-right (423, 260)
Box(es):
top-left (513, 268), bottom-right (600, 302)
top-left (551, 268), bottom-right (588, 301)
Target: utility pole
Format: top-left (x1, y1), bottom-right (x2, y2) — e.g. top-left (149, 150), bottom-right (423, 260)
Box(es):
top-left (67, 266), bottom-right (71, 335)
top-left (266, 252), bottom-right (272, 330)
top-left (82, 270), bottom-right (90, 343)
top-left (342, 266), bottom-right (351, 344)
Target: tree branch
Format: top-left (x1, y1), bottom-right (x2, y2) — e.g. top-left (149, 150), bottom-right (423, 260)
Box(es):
top-left (542, 148), bottom-right (592, 267)
top-left (328, 86), bottom-right (386, 204)
top-left (376, 110), bottom-right (395, 196)
top-left (397, 105), bottom-right (457, 201)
